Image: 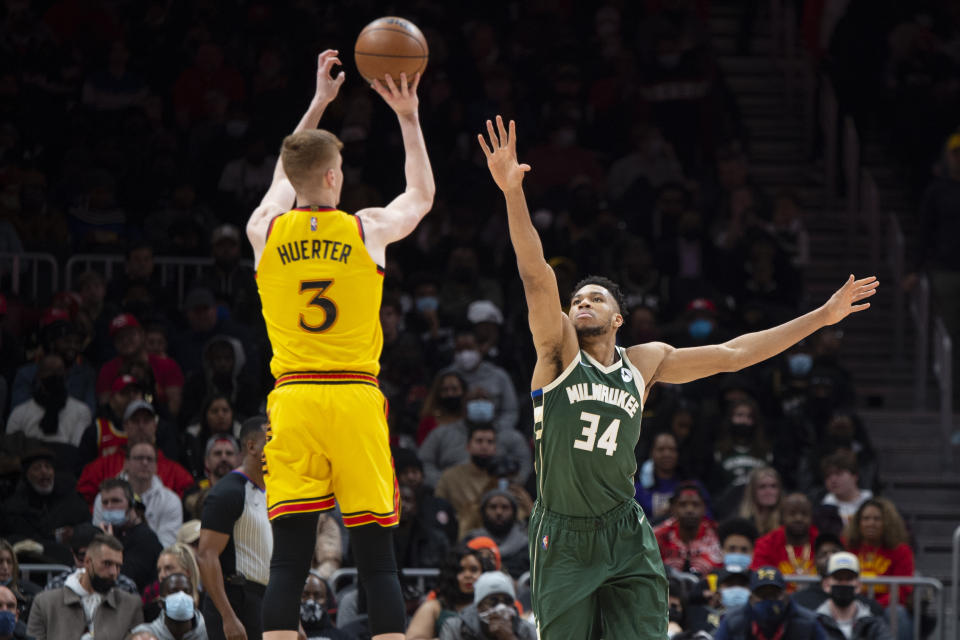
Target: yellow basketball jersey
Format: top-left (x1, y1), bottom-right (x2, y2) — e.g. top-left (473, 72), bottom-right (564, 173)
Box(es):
top-left (257, 207), bottom-right (384, 378)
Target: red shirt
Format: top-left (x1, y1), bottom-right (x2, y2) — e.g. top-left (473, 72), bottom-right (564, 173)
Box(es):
top-left (751, 525), bottom-right (819, 591)
top-left (94, 417), bottom-right (127, 458)
top-left (849, 543), bottom-right (915, 608)
top-left (77, 450), bottom-right (194, 507)
top-left (654, 517), bottom-right (722, 575)
top-left (96, 354), bottom-right (184, 404)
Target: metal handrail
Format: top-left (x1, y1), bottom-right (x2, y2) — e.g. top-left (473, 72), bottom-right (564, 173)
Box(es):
top-left (888, 213), bottom-right (905, 362)
top-left (931, 317), bottom-right (954, 470)
top-left (0, 251), bottom-right (59, 298)
top-left (330, 567), bottom-right (439, 596)
top-left (18, 563), bottom-right (72, 585)
top-left (911, 276), bottom-right (931, 410)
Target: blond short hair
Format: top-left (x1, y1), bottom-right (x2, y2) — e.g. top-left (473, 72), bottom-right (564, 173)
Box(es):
top-left (281, 129), bottom-right (343, 193)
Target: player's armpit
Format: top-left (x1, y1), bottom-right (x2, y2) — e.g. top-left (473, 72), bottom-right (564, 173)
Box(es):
top-left (633, 341), bottom-right (740, 385)
top-left (246, 202), bottom-right (288, 261)
top-left (355, 188), bottom-right (432, 247)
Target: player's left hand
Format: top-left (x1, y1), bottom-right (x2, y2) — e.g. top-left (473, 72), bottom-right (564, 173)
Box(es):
top-left (372, 72), bottom-right (420, 118)
top-left (822, 275), bottom-right (879, 325)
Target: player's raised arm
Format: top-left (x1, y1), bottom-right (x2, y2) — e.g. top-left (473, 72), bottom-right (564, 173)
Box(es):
top-left (478, 116), bottom-right (570, 362)
top-left (630, 275), bottom-right (879, 385)
top-left (246, 49), bottom-right (345, 263)
top-left (355, 72), bottom-right (435, 256)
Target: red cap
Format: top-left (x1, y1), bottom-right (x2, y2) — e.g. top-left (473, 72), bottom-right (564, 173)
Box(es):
top-left (111, 374), bottom-right (140, 393)
top-left (109, 313), bottom-right (141, 337)
top-left (686, 298), bottom-right (717, 314)
top-left (40, 307), bottom-right (70, 327)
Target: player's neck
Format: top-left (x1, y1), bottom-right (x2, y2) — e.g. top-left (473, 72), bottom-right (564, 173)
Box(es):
top-left (296, 189), bottom-right (336, 210)
top-left (579, 336), bottom-right (618, 367)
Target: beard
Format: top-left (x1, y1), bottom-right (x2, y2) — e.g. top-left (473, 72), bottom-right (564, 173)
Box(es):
top-left (575, 322), bottom-right (612, 338)
top-left (483, 516), bottom-right (514, 538)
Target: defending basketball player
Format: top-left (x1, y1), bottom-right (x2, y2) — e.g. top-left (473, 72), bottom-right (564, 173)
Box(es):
top-left (249, 50), bottom-right (434, 640)
top-left (478, 115), bottom-right (878, 639)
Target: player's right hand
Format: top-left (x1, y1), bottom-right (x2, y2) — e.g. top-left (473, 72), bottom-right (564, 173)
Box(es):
top-left (313, 49), bottom-right (345, 106)
top-left (223, 614), bottom-right (248, 640)
top-left (478, 115), bottom-right (531, 192)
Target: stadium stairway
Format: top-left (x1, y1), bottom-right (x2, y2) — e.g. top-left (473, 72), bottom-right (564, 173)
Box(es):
top-left (707, 0), bottom-right (960, 603)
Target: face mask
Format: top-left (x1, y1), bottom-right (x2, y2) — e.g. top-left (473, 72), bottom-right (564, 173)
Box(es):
top-left (34, 375), bottom-right (67, 406)
top-left (0, 610), bottom-right (15, 636)
top-left (164, 590), bottom-right (194, 621)
top-left (478, 602), bottom-right (515, 623)
top-left (730, 420), bottom-right (755, 440)
top-left (454, 349), bottom-right (482, 371)
top-left (466, 399), bottom-right (495, 423)
top-left (89, 572), bottom-right (116, 594)
top-left (787, 353), bottom-right (813, 377)
top-left (0, 578), bottom-right (11, 587)
top-left (668, 605), bottom-right (683, 623)
top-left (829, 584), bottom-right (856, 608)
top-left (101, 509), bottom-right (127, 526)
top-left (721, 586), bottom-right (751, 609)
top-left (751, 598), bottom-right (787, 632)
top-left (688, 319), bottom-right (713, 340)
top-left (438, 395), bottom-right (463, 413)
top-left (300, 598), bottom-right (322, 623)
top-left (724, 553), bottom-right (752, 571)
top-left (471, 454), bottom-right (494, 470)
top-left (415, 296), bottom-right (438, 313)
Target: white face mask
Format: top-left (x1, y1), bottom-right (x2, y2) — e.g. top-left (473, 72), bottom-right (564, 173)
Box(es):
top-left (454, 349), bottom-right (482, 371)
top-left (478, 602), bottom-right (516, 623)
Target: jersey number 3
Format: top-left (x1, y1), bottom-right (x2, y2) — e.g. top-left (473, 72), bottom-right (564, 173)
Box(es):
top-left (573, 411), bottom-right (620, 456)
top-left (299, 280), bottom-right (338, 333)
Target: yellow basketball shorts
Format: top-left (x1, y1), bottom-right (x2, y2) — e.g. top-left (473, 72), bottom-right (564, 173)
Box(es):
top-left (263, 371), bottom-right (399, 527)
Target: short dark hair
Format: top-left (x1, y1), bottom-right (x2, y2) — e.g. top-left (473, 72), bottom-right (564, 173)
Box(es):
top-left (88, 533), bottom-right (124, 555)
top-left (239, 416), bottom-right (267, 448)
top-left (159, 572), bottom-right (191, 596)
top-left (467, 421), bottom-right (495, 441)
top-left (571, 275), bottom-right (628, 316)
top-left (717, 517), bottom-right (759, 546)
top-left (813, 532), bottom-right (844, 553)
top-left (100, 477), bottom-right (134, 509)
top-left (821, 449), bottom-right (858, 477)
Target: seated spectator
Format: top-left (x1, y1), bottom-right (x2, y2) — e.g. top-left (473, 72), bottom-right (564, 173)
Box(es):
top-left (143, 543), bottom-right (202, 622)
top-left (442, 327), bottom-right (518, 432)
top-left (299, 571), bottom-right (352, 640)
top-left (27, 534), bottom-right (143, 639)
top-left (635, 431), bottom-right (685, 523)
top-left (191, 435), bottom-right (240, 490)
top-left (820, 450), bottom-right (873, 529)
top-left (0, 540), bottom-right (40, 621)
top-left (394, 482), bottom-right (449, 571)
top-left (76, 401), bottom-right (195, 505)
top-left (183, 395), bottom-right (242, 477)
top-left (737, 466), bottom-right (782, 537)
top-left (395, 448), bottom-right (459, 544)
top-left (0, 448), bottom-right (90, 566)
top-left (794, 533), bottom-right (851, 612)
top-left (804, 410), bottom-right (879, 494)
top-left (77, 374), bottom-right (145, 464)
top-left (96, 477), bottom-right (163, 591)
top-left (712, 398), bottom-right (772, 492)
top-left (96, 313), bottom-right (183, 417)
top-left (420, 386), bottom-right (532, 489)
top-left (717, 517), bottom-right (759, 571)
top-left (417, 371), bottom-right (467, 452)
top-left (713, 567), bottom-right (823, 640)
top-left (176, 522), bottom-right (201, 553)
top-left (406, 546), bottom-right (487, 640)
top-left (178, 337), bottom-right (260, 428)
top-left (43, 523), bottom-right (139, 596)
top-left (815, 552), bottom-right (893, 640)
top-left (465, 489), bottom-right (528, 578)
top-left (130, 573), bottom-right (208, 640)
top-left (668, 577), bottom-right (690, 637)
top-left (435, 423), bottom-right (533, 540)
top-left (654, 481), bottom-right (722, 576)
top-left (439, 571), bottom-right (536, 640)
top-left (204, 224), bottom-right (260, 325)
top-left (92, 441), bottom-right (182, 547)
top-left (465, 537), bottom-right (502, 575)
top-left (0, 585), bottom-right (29, 640)
top-left (751, 494), bottom-right (819, 584)
top-left (311, 513), bottom-right (342, 580)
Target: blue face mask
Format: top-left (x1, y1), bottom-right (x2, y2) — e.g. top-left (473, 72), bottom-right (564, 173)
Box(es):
top-left (0, 610), bottom-right (16, 635)
top-left (102, 509), bottom-right (127, 526)
top-left (720, 586), bottom-right (751, 609)
top-left (751, 598), bottom-right (788, 630)
top-left (688, 319), bottom-right (713, 339)
top-left (724, 553), bottom-right (752, 571)
top-left (164, 590), bottom-right (195, 622)
top-left (415, 296), bottom-right (438, 313)
top-left (466, 399), bottom-right (495, 424)
top-left (787, 353), bottom-right (813, 376)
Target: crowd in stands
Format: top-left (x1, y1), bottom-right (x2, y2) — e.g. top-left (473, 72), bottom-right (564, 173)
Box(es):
top-left (0, 0), bottom-right (948, 639)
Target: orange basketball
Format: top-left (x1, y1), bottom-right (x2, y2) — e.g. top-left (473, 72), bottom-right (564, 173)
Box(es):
top-left (354, 17), bottom-right (428, 85)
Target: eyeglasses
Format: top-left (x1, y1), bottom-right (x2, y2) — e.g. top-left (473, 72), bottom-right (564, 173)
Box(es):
top-left (130, 455), bottom-right (156, 463)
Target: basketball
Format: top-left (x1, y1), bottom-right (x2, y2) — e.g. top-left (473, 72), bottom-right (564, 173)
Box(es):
top-left (354, 17), bottom-right (429, 85)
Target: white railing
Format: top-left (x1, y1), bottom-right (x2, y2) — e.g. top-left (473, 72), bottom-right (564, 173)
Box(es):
top-left (330, 567), bottom-right (440, 597)
top-left (0, 252), bottom-right (58, 298)
top-left (911, 276), bottom-right (931, 411)
top-left (931, 317), bottom-right (953, 470)
top-left (18, 563), bottom-right (72, 585)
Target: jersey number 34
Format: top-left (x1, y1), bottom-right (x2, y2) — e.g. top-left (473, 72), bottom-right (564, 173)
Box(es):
top-left (573, 411), bottom-right (620, 456)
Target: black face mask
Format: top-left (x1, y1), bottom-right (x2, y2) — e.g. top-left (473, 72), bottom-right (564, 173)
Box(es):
top-left (669, 606), bottom-right (683, 624)
top-left (451, 266), bottom-right (476, 283)
top-left (730, 420), bottom-right (755, 440)
top-left (829, 584), bottom-right (856, 608)
top-left (438, 395), bottom-right (463, 412)
top-left (471, 454), bottom-right (493, 470)
top-left (89, 572), bottom-right (115, 594)
top-left (34, 375), bottom-right (68, 435)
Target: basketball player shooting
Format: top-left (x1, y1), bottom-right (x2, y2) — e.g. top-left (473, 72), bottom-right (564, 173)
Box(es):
top-left (248, 50), bottom-right (434, 640)
top-left (478, 115), bottom-right (878, 639)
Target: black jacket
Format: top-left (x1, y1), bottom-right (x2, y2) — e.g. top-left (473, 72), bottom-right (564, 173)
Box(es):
top-left (0, 475), bottom-right (91, 564)
top-left (113, 520), bottom-right (163, 591)
top-left (816, 602), bottom-right (893, 640)
top-left (714, 600), bottom-right (826, 640)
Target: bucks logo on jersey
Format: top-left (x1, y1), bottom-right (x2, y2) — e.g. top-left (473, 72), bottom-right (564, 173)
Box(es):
top-left (532, 346), bottom-right (645, 516)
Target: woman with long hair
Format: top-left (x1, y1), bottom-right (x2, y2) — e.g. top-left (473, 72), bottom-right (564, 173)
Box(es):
top-left (415, 372), bottom-right (467, 445)
top-left (183, 393), bottom-right (241, 479)
top-left (142, 542), bottom-right (203, 620)
top-left (738, 466), bottom-right (783, 536)
top-left (0, 538), bottom-right (39, 619)
top-left (713, 398), bottom-right (773, 488)
top-left (405, 545), bottom-right (486, 640)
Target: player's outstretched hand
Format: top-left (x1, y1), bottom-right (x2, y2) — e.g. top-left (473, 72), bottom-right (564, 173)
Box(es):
top-left (478, 115), bottom-right (531, 193)
top-left (822, 275), bottom-right (879, 325)
top-left (371, 72), bottom-right (420, 118)
top-left (313, 49), bottom-right (345, 107)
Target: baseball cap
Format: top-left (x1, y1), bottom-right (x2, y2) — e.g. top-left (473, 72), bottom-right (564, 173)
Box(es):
top-left (40, 307), bottom-right (70, 327)
top-left (123, 399), bottom-right (156, 422)
top-left (109, 313), bottom-right (141, 337)
top-left (473, 571), bottom-right (515, 605)
top-left (111, 374), bottom-right (142, 393)
top-left (466, 536), bottom-right (502, 570)
top-left (826, 552), bottom-right (860, 577)
top-left (686, 298), bottom-right (717, 314)
top-left (211, 223), bottom-right (241, 245)
top-left (183, 287), bottom-right (215, 310)
top-left (717, 565), bottom-right (750, 586)
top-left (467, 300), bottom-right (503, 325)
top-left (750, 567), bottom-right (785, 592)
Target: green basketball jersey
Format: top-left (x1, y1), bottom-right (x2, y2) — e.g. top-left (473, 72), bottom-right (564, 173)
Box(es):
top-left (531, 346), bottom-right (646, 517)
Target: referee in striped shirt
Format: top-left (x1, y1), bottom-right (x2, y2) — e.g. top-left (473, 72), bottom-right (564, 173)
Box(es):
top-left (198, 416), bottom-right (272, 640)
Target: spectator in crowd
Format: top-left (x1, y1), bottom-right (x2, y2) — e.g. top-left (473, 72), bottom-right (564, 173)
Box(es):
top-left (713, 567), bottom-right (824, 640)
top-left (417, 371), bottom-right (467, 451)
top-left (0, 448), bottom-right (89, 566)
top-left (183, 394), bottom-right (242, 481)
top-left (439, 571), bottom-right (537, 640)
top-left (712, 398), bottom-right (773, 493)
top-left (96, 313), bottom-right (183, 417)
top-left (435, 423), bottom-right (533, 540)
top-left (820, 450), bottom-right (873, 529)
top-left (686, 565), bottom-right (752, 635)
top-left (717, 517), bottom-right (759, 571)
top-left (144, 543), bottom-right (203, 622)
top-left (394, 448), bottom-right (459, 545)
top-left (178, 337), bottom-right (259, 429)
top-left (465, 537), bottom-right (502, 575)
top-left (406, 547), bottom-right (486, 640)
top-left (378, 293), bottom-right (428, 442)
top-left (43, 523), bottom-right (139, 596)
top-left (738, 466), bottom-right (782, 537)
top-left (443, 328), bottom-right (518, 432)
top-left (92, 441), bottom-right (182, 547)
top-left (197, 417), bottom-right (270, 640)
top-left (815, 552), bottom-right (893, 640)
top-left (169, 287), bottom-right (257, 381)
top-left (0, 585), bottom-right (29, 640)
top-left (845, 498), bottom-right (915, 635)
top-left (751, 493), bottom-right (818, 582)
top-left (0, 540), bottom-right (39, 621)
top-left (311, 514), bottom-right (342, 580)
top-left (465, 489), bottom-right (528, 578)
top-left (794, 533), bottom-right (848, 612)
top-left (77, 374), bottom-right (146, 463)
top-left (767, 190), bottom-right (810, 269)
top-left (802, 411), bottom-right (879, 496)
top-left (654, 481), bottom-right (723, 576)
top-left (191, 435), bottom-right (240, 490)
top-left (394, 483), bottom-right (449, 571)
top-left (27, 534), bottom-right (143, 640)
top-left (77, 401), bottom-right (194, 505)
top-left (635, 431), bottom-right (685, 524)
top-left (96, 477), bottom-right (163, 591)
top-left (203, 224), bottom-right (260, 325)
top-left (299, 571), bottom-right (352, 640)
top-left (105, 242), bottom-right (169, 316)
top-left (130, 573), bottom-right (208, 640)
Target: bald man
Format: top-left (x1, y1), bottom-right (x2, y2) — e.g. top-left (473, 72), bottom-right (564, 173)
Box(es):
top-left (0, 585), bottom-right (29, 640)
top-left (752, 493), bottom-right (819, 586)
